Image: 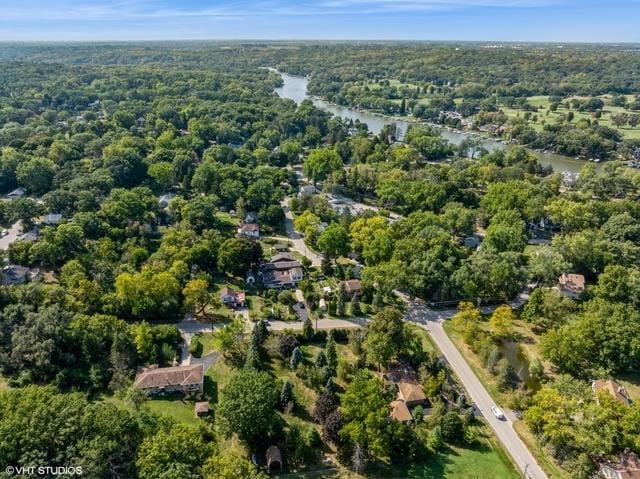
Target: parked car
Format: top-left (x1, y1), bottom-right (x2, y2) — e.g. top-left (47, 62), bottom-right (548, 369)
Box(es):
top-left (491, 406), bottom-right (506, 420)
top-left (1, 229), bottom-right (8, 237)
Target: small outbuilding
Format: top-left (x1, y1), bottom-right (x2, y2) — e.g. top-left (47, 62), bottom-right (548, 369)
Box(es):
top-left (266, 445), bottom-right (282, 473)
top-left (194, 401), bottom-right (210, 418)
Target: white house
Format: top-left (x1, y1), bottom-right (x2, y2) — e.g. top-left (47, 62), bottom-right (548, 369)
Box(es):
top-left (237, 223), bottom-right (260, 239)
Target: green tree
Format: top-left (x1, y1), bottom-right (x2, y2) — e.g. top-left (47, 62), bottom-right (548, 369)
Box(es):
top-left (364, 307), bottom-right (407, 370)
top-left (202, 452), bottom-right (268, 479)
top-left (148, 161), bottom-right (174, 191)
top-left (136, 424), bottom-right (214, 479)
top-left (16, 157), bottom-right (56, 195)
top-left (317, 222), bottom-right (350, 259)
top-left (340, 370), bottom-right (393, 460)
top-left (216, 370), bottom-right (280, 446)
top-left (182, 278), bottom-right (212, 317)
top-left (217, 237), bottom-right (261, 277)
top-left (489, 305), bottom-right (515, 339)
top-left (302, 317), bottom-right (315, 341)
top-left (303, 148), bottom-right (343, 183)
top-left (326, 334), bottom-right (338, 371)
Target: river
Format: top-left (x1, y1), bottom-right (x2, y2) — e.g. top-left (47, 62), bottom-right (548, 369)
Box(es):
top-left (273, 70), bottom-right (588, 174)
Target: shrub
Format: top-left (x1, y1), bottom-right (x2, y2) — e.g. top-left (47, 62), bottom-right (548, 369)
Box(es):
top-left (189, 336), bottom-right (203, 358)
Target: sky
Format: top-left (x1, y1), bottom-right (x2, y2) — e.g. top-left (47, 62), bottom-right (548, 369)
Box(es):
top-left (0, 0), bottom-right (639, 42)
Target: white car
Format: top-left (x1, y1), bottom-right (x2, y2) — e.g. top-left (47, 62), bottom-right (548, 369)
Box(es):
top-left (491, 406), bottom-right (506, 420)
top-left (1, 229), bottom-right (8, 237)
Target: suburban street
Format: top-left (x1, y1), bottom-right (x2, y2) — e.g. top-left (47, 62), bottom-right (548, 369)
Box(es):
top-left (280, 198), bottom-right (323, 267)
top-left (405, 300), bottom-right (547, 479)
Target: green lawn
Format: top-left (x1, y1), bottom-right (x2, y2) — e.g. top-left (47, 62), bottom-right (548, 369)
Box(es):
top-left (146, 397), bottom-right (203, 426)
top-left (275, 438), bottom-right (518, 479)
top-left (398, 440), bottom-right (518, 479)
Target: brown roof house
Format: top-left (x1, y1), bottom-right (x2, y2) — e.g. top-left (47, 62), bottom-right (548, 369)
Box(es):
top-left (593, 379), bottom-right (632, 407)
top-left (134, 364), bottom-right (204, 395)
top-left (599, 450), bottom-right (640, 479)
top-left (397, 381), bottom-right (427, 408)
top-left (556, 273), bottom-right (585, 299)
top-left (343, 279), bottom-right (362, 297)
top-left (237, 223), bottom-right (260, 239)
top-left (389, 400), bottom-right (413, 423)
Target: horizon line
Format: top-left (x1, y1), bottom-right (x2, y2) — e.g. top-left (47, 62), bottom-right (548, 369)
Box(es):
top-left (1, 38), bottom-right (639, 45)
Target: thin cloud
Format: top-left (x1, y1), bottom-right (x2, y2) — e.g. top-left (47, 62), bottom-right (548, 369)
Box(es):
top-left (0, 0), bottom-right (573, 21)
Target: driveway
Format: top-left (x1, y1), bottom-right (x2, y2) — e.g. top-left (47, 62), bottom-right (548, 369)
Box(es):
top-left (280, 198), bottom-right (323, 267)
top-left (404, 300), bottom-right (546, 479)
top-left (187, 351), bottom-right (220, 370)
top-left (176, 319), bottom-right (224, 365)
top-left (0, 221), bottom-right (22, 251)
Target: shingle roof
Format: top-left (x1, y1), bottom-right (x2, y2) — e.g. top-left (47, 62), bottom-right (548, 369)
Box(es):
top-left (343, 279), bottom-right (362, 293)
top-left (558, 273), bottom-right (585, 294)
top-left (238, 223), bottom-right (259, 233)
top-left (134, 364), bottom-right (204, 389)
top-left (389, 400), bottom-right (412, 422)
top-left (397, 381), bottom-right (426, 403)
top-left (270, 252), bottom-right (295, 263)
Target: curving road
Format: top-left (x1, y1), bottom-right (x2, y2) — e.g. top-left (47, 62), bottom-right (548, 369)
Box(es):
top-left (405, 300), bottom-right (547, 479)
top-left (280, 198), bottom-right (323, 267)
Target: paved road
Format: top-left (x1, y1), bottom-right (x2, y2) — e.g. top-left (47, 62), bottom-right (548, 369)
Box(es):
top-left (280, 198), bottom-right (323, 267)
top-left (0, 221), bottom-right (22, 250)
top-left (405, 300), bottom-right (546, 479)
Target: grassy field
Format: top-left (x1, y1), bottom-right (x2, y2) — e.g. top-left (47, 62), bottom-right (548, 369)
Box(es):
top-left (146, 397), bottom-right (203, 426)
top-left (275, 438), bottom-right (518, 479)
top-left (352, 79), bottom-right (640, 141)
top-left (501, 95), bottom-right (640, 140)
top-left (394, 439), bottom-right (518, 479)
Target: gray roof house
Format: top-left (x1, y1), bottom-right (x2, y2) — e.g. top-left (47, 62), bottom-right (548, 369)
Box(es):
top-left (1, 265), bottom-right (32, 285)
top-left (6, 187), bottom-right (26, 199)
